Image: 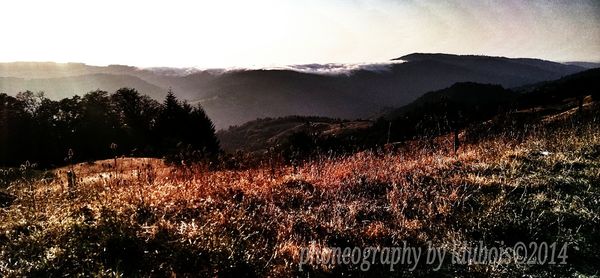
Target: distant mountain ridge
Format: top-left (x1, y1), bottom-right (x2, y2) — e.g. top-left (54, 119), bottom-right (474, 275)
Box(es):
top-left (0, 54), bottom-right (588, 128)
top-left (217, 68), bottom-right (600, 153)
top-left (564, 61), bottom-right (600, 69)
top-left (395, 53), bottom-right (582, 81)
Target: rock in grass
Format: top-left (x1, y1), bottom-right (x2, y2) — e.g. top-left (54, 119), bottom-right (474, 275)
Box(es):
top-left (0, 191), bottom-right (16, 208)
top-left (281, 179), bottom-right (315, 193)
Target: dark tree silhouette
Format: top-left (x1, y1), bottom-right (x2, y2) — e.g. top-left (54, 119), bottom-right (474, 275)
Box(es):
top-left (78, 90), bottom-right (119, 160)
top-left (0, 93), bottom-right (33, 165)
top-left (0, 88), bottom-right (220, 167)
top-left (111, 88), bottom-right (161, 155)
top-left (188, 104), bottom-right (220, 158)
top-left (157, 90), bottom-right (220, 163)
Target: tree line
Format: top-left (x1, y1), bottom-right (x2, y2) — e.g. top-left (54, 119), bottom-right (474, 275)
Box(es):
top-left (0, 88), bottom-right (220, 167)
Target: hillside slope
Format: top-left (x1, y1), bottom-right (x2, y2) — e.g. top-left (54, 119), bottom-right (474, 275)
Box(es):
top-left (218, 68), bottom-right (600, 153)
top-left (1, 98), bottom-right (598, 277)
top-left (217, 116), bottom-right (371, 153)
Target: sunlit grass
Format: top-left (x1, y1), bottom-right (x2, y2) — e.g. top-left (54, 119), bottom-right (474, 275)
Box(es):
top-left (1, 109), bottom-right (599, 277)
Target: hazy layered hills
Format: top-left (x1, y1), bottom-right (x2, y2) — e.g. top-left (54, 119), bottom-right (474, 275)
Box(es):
top-left (218, 83), bottom-right (519, 153)
top-left (218, 68), bottom-right (600, 153)
top-left (0, 74), bottom-right (165, 100)
top-left (0, 62), bottom-right (202, 100)
top-left (0, 54), bottom-right (588, 128)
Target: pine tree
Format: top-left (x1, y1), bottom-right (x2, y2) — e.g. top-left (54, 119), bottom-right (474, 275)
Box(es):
top-left (157, 90), bottom-right (221, 163)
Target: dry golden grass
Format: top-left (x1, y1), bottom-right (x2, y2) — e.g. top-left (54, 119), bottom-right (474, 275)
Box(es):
top-left (1, 109), bottom-right (599, 277)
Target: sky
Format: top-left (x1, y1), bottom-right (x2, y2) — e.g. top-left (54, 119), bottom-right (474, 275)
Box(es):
top-left (1, 0), bottom-right (599, 68)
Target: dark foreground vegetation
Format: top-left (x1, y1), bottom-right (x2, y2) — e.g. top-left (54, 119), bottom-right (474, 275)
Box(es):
top-left (0, 88), bottom-right (220, 167)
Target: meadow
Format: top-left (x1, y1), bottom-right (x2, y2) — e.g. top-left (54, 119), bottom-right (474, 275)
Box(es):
top-left (1, 103), bottom-right (599, 277)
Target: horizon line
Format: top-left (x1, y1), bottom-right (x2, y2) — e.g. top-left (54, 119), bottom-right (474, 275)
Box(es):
top-left (2, 52), bottom-right (599, 70)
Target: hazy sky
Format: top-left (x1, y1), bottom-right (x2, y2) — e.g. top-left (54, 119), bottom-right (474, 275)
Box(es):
top-left (1, 0), bottom-right (599, 68)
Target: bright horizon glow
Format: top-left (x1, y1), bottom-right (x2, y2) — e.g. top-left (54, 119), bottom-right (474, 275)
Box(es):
top-left (1, 0), bottom-right (599, 68)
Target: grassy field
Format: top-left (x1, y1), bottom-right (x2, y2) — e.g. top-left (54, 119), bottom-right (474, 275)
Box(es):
top-left (1, 104), bottom-right (599, 277)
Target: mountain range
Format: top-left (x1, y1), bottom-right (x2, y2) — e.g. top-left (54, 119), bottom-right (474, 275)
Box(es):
top-left (0, 54), bottom-right (590, 128)
top-left (217, 67), bottom-right (599, 153)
